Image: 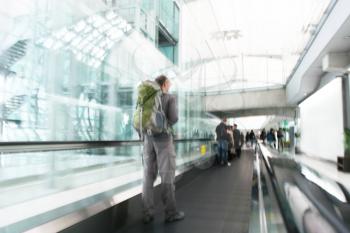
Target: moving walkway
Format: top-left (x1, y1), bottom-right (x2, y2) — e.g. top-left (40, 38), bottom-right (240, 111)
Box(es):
top-left (0, 140), bottom-right (349, 233)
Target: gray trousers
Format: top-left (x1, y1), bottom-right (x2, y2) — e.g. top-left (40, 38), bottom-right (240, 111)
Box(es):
top-left (142, 134), bottom-right (177, 217)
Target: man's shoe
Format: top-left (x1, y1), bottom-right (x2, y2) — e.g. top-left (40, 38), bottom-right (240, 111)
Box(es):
top-left (165, 211), bottom-right (185, 223)
top-left (143, 215), bottom-right (154, 224)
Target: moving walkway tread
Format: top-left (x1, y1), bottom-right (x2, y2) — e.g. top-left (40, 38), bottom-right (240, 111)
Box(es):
top-left (116, 150), bottom-right (254, 233)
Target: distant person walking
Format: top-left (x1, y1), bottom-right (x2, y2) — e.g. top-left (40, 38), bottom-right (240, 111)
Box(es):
top-left (245, 132), bottom-right (250, 147)
top-left (233, 124), bottom-right (242, 158)
top-left (260, 128), bottom-right (267, 144)
top-left (240, 132), bottom-right (245, 150)
top-left (215, 117), bottom-right (230, 166)
top-left (267, 128), bottom-right (276, 148)
top-left (227, 126), bottom-right (235, 161)
top-left (277, 128), bottom-right (284, 152)
top-left (249, 130), bottom-right (256, 147)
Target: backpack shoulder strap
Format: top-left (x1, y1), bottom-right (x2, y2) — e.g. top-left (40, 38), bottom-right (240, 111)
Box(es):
top-left (140, 89), bottom-right (158, 106)
top-left (158, 92), bottom-right (164, 112)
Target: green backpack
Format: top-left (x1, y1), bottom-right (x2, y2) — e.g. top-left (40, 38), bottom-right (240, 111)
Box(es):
top-left (133, 80), bottom-right (168, 139)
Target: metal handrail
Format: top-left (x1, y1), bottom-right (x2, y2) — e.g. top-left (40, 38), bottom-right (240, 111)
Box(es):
top-left (255, 142), bottom-right (268, 233)
top-left (256, 141), bottom-right (350, 233)
top-left (0, 138), bottom-right (214, 153)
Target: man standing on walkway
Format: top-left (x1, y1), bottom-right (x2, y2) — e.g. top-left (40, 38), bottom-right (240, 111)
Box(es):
top-left (233, 124), bottom-right (242, 158)
top-left (277, 128), bottom-right (284, 152)
top-left (142, 75), bottom-right (185, 224)
top-left (216, 117), bottom-right (230, 166)
top-left (249, 130), bottom-right (256, 147)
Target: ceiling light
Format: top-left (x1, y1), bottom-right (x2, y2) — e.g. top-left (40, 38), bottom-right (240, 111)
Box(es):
top-left (99, 23), bottom-right (112, 32)
top-left (106, 40), bottom-right (114, 49)
top-left (83, 25), bottom-right (93, 34)
top-left (105, 11), bottom-right (117, 20)
top-left (111, 17), bottom-right (123, 26)
top-left (92, 29), bottom-right (100, 38)
top-left (85, 33), bottom-right (95, 42)
top-left (92, 15), bottom-right (105, 28)
top-left (74, 20), bottom-right (86, 32)
top-left (100, 54), bottom-right (106, 61)
top-left (76, 39), bottom-right (89, 50)
top-left (125, 24), bottom-right (132, 32)
top-left (62, 31), bottom-right (76, 42)
top-left (85, 43), bottom-right (94, 52)
top-left (96, 50), bottom-right (105, 58)
top-left (99, 38), bottom-right (108, 47)
top-left (91, 47), bottom-right (100, 56)
top-left (118, 20), bottom-right (127, 30)
top-left (108, 28), bottom-right (123, 40)
top-left (71, 37), bottom-right (83, 47)
top-left (100, 38), bottom-right (113, 48)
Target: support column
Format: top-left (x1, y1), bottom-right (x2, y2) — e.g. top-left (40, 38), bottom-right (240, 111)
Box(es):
top-left (339, 74), bottom-right (350, 171)
top-left (342, 74), bottom-right (350, 135)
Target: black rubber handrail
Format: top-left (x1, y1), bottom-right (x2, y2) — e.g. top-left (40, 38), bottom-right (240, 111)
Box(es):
top-left (257, 142), bottom-right (350, 233)
top-left (0, 138), bottom-right (214, 153)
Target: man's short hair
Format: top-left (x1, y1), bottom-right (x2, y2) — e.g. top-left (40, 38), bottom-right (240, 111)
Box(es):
top-left (155, 75), bottom-right (168, 87)
top-left (234, 123), bottom-right (237, 127)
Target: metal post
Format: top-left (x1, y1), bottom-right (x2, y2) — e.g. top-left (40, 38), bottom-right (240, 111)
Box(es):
top-left (342, 74), bottom-right (350, 157)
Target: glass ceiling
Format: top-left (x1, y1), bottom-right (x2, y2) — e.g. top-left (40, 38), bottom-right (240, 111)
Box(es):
top-left (37, 10), bottom-right (132, 69)
top-left (179, 0), bottom-right (333, 92)
top-left (0, 0), bottom-right (334, 94)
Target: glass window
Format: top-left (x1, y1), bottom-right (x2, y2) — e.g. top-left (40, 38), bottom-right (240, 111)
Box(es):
top-left (0, 1), bottom-right (213, 142)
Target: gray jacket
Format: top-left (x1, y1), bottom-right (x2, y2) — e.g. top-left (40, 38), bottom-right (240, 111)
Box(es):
top-left (161, 93), bottom-right (178, 127)
top-left (233, 129), bottom-right (241, 148)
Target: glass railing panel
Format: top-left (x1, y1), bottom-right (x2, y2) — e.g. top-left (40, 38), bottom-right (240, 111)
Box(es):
top-left (0, 144), bottom-right (142, 209)
top-left (0, 139), bottom-right (215, 232)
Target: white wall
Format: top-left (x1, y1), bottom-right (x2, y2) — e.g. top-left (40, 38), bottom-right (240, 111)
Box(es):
top-left (286, 0), bottom-right (350, 104)
top-left (299, 78), bottom-right (344, 161)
